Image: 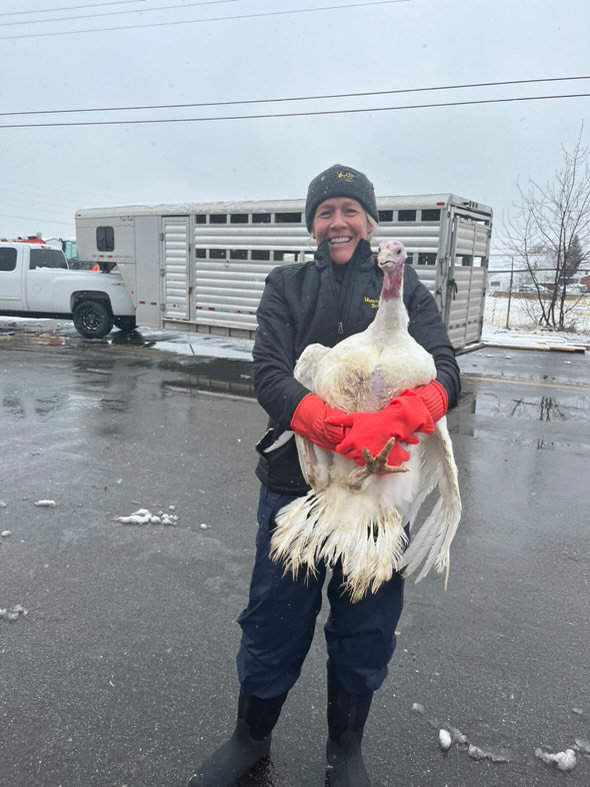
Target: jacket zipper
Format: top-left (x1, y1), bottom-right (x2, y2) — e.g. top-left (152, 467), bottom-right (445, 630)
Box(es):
top-left (325, 240), bottom-right (369, 337)
top-left (338, 259), bottom-right (357, 335)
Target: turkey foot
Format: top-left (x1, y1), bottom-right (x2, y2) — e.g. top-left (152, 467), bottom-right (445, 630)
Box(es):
top-left (347, 437), bottom-right (408, 489)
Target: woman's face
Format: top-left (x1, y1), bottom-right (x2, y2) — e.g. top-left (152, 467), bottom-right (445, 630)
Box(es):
top-left (312, 197), bottom-right (372, 264)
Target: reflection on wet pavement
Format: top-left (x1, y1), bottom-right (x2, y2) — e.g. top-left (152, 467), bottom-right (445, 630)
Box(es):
top-left (473, 393), bottom-right (581, 421)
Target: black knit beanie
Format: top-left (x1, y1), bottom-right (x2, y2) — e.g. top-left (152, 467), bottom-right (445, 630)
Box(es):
top-left (305, 164), bottom-right (379, 231)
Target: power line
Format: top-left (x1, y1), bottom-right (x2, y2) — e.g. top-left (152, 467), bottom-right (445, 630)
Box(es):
top-left (0, 0), bottom-right (411, 39)
top-left (0, 1), bottom-right (147, 17)
top-left (2, 75), bottom-right (589, 117)
top-left (0, 212), bottom-right (73, 225)
top-left (0, 0), bottom-right (237, 27)
top-left (2, 92), bottom-right (588, 129)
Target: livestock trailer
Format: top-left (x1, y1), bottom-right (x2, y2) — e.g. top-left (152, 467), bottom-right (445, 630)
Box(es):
top-left (75, 194), bottom-right (492, 351)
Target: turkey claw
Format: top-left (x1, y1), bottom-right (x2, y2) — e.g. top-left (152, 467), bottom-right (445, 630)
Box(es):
top-left (347, 438), bottom-right (408, 489)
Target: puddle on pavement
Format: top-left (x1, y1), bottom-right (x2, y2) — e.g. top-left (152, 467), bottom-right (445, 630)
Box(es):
top-left (162, 372), bottom-right (254, 398)
top-left (469, 391), bottom-right (589, 421)
top-left (472, 392), bottom-right (590, 421)
top-left (452, 390), bottom-right (590, 453)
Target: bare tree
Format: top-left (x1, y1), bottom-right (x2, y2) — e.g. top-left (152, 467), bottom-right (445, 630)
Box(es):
top-left (503, 128), bottom-right (590, 330)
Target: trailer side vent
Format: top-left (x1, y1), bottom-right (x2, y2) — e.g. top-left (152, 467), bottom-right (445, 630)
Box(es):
top-left (210, 249), bottom-right (227, 259)
top-left (252, 214), bottom-right (271, 224)
top-left (378, 210), bottom-right (393, 222)
top-left (275, 212), bottom-right (302, 223)
top-left (418, 253), bottom-right (436, 265)
top-left (210, 214), bottom-right (227, 224)
top-left (421, 209), bottom-right (441, 221)
top-left (195, 215), bottom-right (206, 224)
top-left (230, 214), bottom-right (249, 224)
top-left (398, 210), bottom-right (417, 222)
top-left (252, 250), bottom-right (270, 260)
top-left (230, 249), bottom-right (248, 260)
top-left (196, 248), bottom-right (206, 258)
top-left (273, 251), bottom-right (284, 261)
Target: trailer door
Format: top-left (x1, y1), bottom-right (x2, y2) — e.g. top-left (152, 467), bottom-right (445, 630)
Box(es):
top-left (445, 215), bottom-right (490, 349)
top-left (162, 216), bottom-right (190, 321)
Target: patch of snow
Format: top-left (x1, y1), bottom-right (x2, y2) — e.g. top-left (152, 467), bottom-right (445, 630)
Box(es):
top-left (115, 508), bottom-right (178, 526)
top-left (535, 747), bottom-right (577, 772)
top-left (439, 729), bottom-right (452, 750)
top-left (0, 604), bottom-right (28, 622)
top-left (137, 330), bottom-right (254, 361)
top-left (572, 707), bottom-right (584, 715)
top-left (413, 702), bottom-right (507, 763)
top-left (447, 725), bottom-right (468, 745)
top-left (575, 739), bottom-right (590, 755)
top-left (0, 500), bottom-right (7, 508)
top-left (482, 324), bottom-right (588, 351)
top-left (1, 530), bottom-right (12, 537)
top-left (200, 523), bottom-right (209, 530)
top-left (34, 499), bottom-right (56, 507)
top-left (468, 744), bottom-right (510, 763)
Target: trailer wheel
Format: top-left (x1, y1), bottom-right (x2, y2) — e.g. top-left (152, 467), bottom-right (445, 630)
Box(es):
top-left (73, 300), bottom-right (113, 338)
top-left (113, 316), bottom-right (137, 332)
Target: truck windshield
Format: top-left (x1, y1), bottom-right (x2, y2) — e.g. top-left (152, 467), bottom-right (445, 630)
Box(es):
top-left (29, 248), bottom-right (69, 270)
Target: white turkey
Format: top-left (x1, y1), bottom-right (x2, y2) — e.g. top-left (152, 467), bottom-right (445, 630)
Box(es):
top-left (270, 240), bottom-right (461, 602)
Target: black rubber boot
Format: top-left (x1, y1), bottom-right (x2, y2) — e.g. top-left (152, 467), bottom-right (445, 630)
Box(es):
top-left (325, 668), bottom-right (373, 787)
top-left (188, 687), bottom-right (287, 786)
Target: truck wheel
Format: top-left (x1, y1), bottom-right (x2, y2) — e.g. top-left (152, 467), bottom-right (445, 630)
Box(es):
top-left (113, 316), bottom-right (137, 332)
top-left (73, 300), bottom-right (113, 338)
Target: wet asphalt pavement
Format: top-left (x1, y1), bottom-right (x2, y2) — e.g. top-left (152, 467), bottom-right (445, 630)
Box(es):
top-left (1, 320), bottom-right (589, 787)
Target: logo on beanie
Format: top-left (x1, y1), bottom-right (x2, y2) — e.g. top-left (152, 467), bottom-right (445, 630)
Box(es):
top-left (337, 171), bottom-right (355, 183)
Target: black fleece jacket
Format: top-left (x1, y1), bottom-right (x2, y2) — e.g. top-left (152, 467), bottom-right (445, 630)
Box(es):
top-left (253, 239), bottom-right (461, 493)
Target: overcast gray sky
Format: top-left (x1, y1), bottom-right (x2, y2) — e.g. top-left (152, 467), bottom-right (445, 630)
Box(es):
top-left (1, 0), bottom-right (588, 248)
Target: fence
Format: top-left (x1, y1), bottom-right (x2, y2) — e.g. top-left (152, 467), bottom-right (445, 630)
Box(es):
top-left (485, 266), bottom-right (590, 333)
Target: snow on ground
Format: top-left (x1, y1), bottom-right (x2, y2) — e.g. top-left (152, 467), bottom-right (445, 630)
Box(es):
top-left (412, 700), bottom-right (587, 773)
top-left (535, 748), bottom-right (577, 772)
top-left (484, 293), bottom-right (590, 333)
top-left (0, 605), bottom-right (28, 623)
top-left (482, 325), bottom-right (589, 351)
top-left (137, 330), bottom-right (254, 361)
top-left (3, 314), bottom-right (588, 358)
top-left (114, 508), bottom-right (179, 526)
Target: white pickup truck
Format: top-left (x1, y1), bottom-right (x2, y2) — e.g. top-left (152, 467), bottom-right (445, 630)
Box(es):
top-left (0, 241), bottom-right (136, 338)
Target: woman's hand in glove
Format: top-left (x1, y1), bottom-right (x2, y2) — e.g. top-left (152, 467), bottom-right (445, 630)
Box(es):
top-left (326, 381), bottom-right (448, 467)
top-left (290, 393), bottom-right (348, 451)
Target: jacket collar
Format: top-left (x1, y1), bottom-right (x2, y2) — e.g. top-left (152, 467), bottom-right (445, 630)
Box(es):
top-left (313, 238), bottom-right (375, 272)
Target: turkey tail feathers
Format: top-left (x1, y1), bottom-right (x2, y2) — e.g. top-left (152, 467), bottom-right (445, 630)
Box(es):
top-left (271, 485), bottom-right (406, 604)
top-left (271, 420), bottom-right (461, 602)
top-left (400, 420), bottom-right (461, 587)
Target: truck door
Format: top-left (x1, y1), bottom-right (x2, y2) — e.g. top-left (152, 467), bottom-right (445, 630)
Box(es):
top-left (25, 247), bottom-right (69, 311)
top-left (445, 214), bottom-right (491, 349)
top-left (0, 246), bottom-right (25, 310)
top-left (162, 216), bottom-right (190, 321)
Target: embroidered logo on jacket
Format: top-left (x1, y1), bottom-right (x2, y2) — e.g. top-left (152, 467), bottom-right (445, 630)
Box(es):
top-left (364, 296), bottom-right (379, 309)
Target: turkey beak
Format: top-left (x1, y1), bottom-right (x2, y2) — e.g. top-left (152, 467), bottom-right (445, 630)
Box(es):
top-left (377, 250), bottom-right (395, 270)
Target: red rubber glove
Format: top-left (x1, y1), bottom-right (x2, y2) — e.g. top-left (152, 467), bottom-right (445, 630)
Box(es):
top-left (326, 381), bottom-right (448, 467)
top-left (290, 393), bottom-right (348, 451)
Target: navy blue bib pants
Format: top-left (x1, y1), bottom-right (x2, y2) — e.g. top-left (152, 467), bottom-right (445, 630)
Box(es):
top-left (236, 485), bottom-right (406, 700)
